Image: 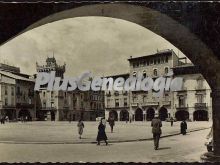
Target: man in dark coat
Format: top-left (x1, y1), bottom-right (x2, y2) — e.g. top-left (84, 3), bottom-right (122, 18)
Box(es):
top-left (170, 117), bottom-right (174, 127)
top-left (96, 120), bottom-right (108, 145)
top-left (108, 117), bottom-right (115, 133)
top-left (180, 120), bottom-right (187, 135)
top-left (151, 114), bottom-right (162, 150)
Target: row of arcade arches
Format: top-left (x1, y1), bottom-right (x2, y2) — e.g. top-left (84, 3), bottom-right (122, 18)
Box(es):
top-left (109, 108), bottom-right (208, 121)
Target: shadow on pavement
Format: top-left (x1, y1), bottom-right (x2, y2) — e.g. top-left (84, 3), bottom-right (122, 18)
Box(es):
top-left (158, 147), bottom-right (171, 150)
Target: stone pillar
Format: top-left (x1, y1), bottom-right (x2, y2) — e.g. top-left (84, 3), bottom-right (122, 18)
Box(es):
top-left (143, 110), bottom-right (146, 121)
top-left (211, 90), bottom-right (220, 156)
top-left (201, 89), bottom-right (220, 161)
top-left (117, 111), bottom-right (120, 121)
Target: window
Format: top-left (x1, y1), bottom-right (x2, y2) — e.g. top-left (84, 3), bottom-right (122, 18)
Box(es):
top-left (165, 56), bottom-right (169, 63)
top-left (154, 59), bottom-right (157, 65)
top-left (11, 87), bottom-right (14, 96)
top-left (165, 93), bottom-right (169, 101)
top-left (178, 96), bottom-right (186, 107)
top-left (51, 91), bottom-right (54, 98)
top-left (197, 94), bottom-right (204, 103)
top-left (133, 96), bottom-right (137, 102)
top-left (5, 98), bottom-right (8, 106)
top-left (153, 69), bottom-right (158, 76)
top-left (165, 67), bottom-right (169, 74)
top-left (43, 92), bottom-right (46, 97)
top-left (197, 79), bottom-right (203, 89)
top-left (115, 99), bottom-right (119, 107)
top-left (5, 86), bottom-right (8, 95)
top-left (146, 60), bottom-right (149, 66)
top-left (43, 101), bottom-right (46, 108)
top-left (157, 58), bottom-right (160, 64)
top-left (124, 98), bottom-right (128, 107)
top-left (161, 57), bottom-right (164, 63)
top-left (107, 99), bottom-right (111, 108)
top-left (143, 95), bottom-right (147, 103)
top-left (17, 87), bottom-right (20, 95)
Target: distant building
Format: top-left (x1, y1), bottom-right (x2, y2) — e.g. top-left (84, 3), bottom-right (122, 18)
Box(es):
top-left (0, 63), bottom-right (20, 73)
top-left (104, 49), bottom-right (212, 121)
top-left (104, 73), bottom-right (130, 121)
top-left (36, 56), bottom-right (104, 121)
top-left (0, 70), bottom-right (36, 121)
top-left (172, 65), bottom-right (212, 121)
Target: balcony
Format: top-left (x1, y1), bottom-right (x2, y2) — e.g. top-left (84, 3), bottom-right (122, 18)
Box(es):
top-left (195, 103), bottom-right (207, 110)
top-left (176, 104), bottom-right (188, 111)
top-left (142, 102), bottom-right (159, 106)
top-left (162, 101), bottom-right (171, 106)
top-left (2, 105), bottom-right (16, 109)
top-left (40, 107), bottom-right (56, 111)
top-left (131, 103), bottom-right (138, 107)
top-left (16, 103), bottom-right (34, 108)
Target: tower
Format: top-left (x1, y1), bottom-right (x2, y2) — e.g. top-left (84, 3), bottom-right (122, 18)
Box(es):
top-left (36, 56), bottom-right (66, 78)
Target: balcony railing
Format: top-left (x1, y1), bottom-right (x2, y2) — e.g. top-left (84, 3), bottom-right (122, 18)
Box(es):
top-left (162, 101), bottom-right (171, 106)
top-left (40, 107), bottom-right (57, 110)
top-left (195, 103), bottom-right (207, 109)
top-left (16, 103), bottom-right (34, 108)
top-left (141, 102), bottom-right (159, 106)
top-left (176, 104), bottom-right (188, 111)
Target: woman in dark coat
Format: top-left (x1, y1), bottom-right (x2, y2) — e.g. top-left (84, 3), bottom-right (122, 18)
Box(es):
top-left (180, 120), bottom-right (187, 135)
top-left (96, 120), bottom-right (108, 145)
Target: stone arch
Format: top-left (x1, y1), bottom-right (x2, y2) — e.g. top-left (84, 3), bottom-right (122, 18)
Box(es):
top-left (135, 108), bottom-right (143, 121)
top-left (175, 110), bottom-right (189, 121)
top-left (159, 106), bottom-right (168, 121)
top-left (109, 110), bottom-right (118, 121)
top-left (146, 107), bottom-right (155, 121)
top-left (2, 4), bottom-right (219, 88)
top-left (193, 110), bottom-right (208, 121)
top-left (120, 110), bottom-right (129, 121)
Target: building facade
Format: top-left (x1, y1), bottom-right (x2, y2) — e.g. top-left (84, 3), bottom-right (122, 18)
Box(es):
top-left (0, 69), bottom-right (36, 121)
top-left (105, 49), bottom-right (212, 121)
top-left (36, 57), bottom-right (105, 121)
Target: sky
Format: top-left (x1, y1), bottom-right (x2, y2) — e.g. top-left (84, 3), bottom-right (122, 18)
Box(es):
top-left (0, 16), bottom-right (187, 77)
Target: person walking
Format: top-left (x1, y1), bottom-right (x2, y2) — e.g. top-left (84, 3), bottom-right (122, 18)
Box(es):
top-left (77, 119), bottom-right (84, 139)
top-left (170, 117), bottom-right (174, 127)
top-left (108, 117), bottom-right (115, 133)
top-left (180, 120), bottom-right (187, 135)
top-left (101, 117), bottom-right (107, 128)
top-left (151, 114), bottom-right (162, 150)
top-left (96, 119), bottom-right (108, 145)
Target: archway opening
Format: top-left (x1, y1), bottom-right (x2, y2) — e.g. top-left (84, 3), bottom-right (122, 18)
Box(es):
top-left (18, 109), bottom-right (31, 121)
top-left (193, 110), bottom-right (208, 121)
top-left (146, 107), bottom-right (155, 121)
top-left (120, 110), bottom-right (129, 121)
top-left (135, 108), bottom-right (143, 121)
top-left (159, 106), bottom-right (168, 121)
top-left (175, 110), bottom-right (189, 121)
top-left (109, 110), bottom-right (118, 121)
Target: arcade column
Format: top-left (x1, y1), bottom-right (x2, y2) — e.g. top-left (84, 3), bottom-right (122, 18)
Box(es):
top-left (201, 89), bottom-right (220, 161)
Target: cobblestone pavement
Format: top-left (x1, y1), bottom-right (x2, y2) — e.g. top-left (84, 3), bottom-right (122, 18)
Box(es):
top-left (0, 121), bottom-right (211, 143)
top-left (0, 129), bottom-right (210, 163)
